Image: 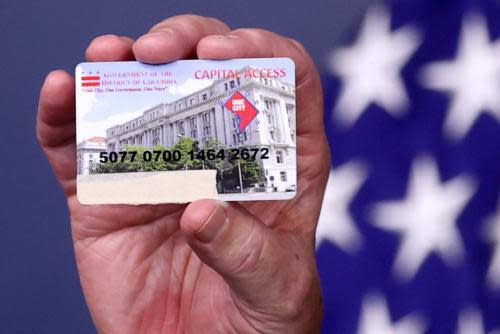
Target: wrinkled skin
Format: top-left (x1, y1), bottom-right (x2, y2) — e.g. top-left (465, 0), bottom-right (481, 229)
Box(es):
top-left (37, 15), bottom-right (330, 334)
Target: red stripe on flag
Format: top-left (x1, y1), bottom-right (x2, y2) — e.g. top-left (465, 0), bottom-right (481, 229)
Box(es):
top-left (82, 82), bottom-right (100, 87)
top-left (82, 76), bottom-right (100, 80)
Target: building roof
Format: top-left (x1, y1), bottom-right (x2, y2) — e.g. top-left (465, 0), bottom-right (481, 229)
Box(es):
top-left (87, 136), bottom-right (106, 142)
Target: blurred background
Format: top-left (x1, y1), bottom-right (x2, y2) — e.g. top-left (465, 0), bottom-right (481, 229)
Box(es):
top-left (1, 0), bottom-right (500, 333)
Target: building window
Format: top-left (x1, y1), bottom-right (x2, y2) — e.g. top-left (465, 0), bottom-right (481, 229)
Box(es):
top-left (237, 78), bottom-right (240, 86)
top-left (190, 117), bottom-right (198, 139)
top-left (178, 121), bottom-right (185, 135)
top-left (202, 112), bottom-right (210, 124)
top-left (190, 98), bottom-right (195, 105)
top-left (230, 80), bottom-right (235, 89)
top-left (89, 154), bottom-right (93, 159)
top-left (286, 104), bottom-right (295, 126)
top-left (203, 124), bottom-right (212, 138)
top-left (202, 93), bottom-right (207, 101)
top-left (265, 99), bottom-right (275, 111)
top-left (152, 128), bottom-right (161, 146)
top-left (224, 83), bottom-right (228, 91)
top-left (189, 117), bottom-right (197, 128)
top-left (264, 99), bottom-right (281, 142)
top-left (267, 113), bottom-right (274, 125)
top-left (280, 171), bottom-right (287, 182)
top-left (276, 151), bottom-right (284, 164)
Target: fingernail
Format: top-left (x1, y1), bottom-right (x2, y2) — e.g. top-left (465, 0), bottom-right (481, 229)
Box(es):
top-left (138, 29), bottom-right (173, 42)
top-left (154, 28), bottom-right (174, 38)
top-left (210, 34), bottom-right (238, 41)
top-left (195, 202), bottom-right (228, 243)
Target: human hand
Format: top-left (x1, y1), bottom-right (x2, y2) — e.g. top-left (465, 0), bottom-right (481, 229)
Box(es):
top-left (37, 15), bottom-right (330, 334)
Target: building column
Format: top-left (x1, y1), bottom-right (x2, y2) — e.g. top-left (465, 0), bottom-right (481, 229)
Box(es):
top-left (196, 115), bottom-right (201, 143)
top-left (211, 108), bottom-right (217, 140)
top-left (223, 105), bottom-right (231, 146)
top-left (161, 125), bottom-right (167, 146)
top-left (169, 123), bottom-right (174, 146)
top-left (278, 99), bottom-right (290, 144)
top-left (172, 122), bottom-right (177, 144)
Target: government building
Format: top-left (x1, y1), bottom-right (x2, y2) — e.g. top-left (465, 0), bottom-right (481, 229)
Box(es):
top-left (77, 137), bottom-right (106, 175)
top-left (105, 69), bottom-right (297, 192)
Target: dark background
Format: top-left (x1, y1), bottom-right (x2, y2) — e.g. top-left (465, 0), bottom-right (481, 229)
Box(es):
top-left (0, 0), bottom-right (369, 332)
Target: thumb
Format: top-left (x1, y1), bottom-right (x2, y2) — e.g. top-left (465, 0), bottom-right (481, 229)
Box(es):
top-left (180, 199), bottom-right (289, 307)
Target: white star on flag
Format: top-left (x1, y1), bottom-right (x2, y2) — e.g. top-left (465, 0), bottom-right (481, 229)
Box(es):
top-left (357, 293), bottom-right (426, 334)
top-left (316, 162), bottom-right (367, 253)
top-left (371, 156), bottom-right (476, 281)
top-left (484, 198), bottom-right (500, 290)
top-left (421, 13), bottom-right (500, 140)
top-left (456, 307), bottom-right (500, 334)
top-left (328, 5), bottom-right (421, 126)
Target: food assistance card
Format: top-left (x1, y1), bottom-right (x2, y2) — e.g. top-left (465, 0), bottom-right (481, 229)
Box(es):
top-left (76, 58), bottom-right (297, 205)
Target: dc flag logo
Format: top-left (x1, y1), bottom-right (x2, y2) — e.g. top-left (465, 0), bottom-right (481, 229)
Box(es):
top-left (81, 72), bottom-right (101, 87)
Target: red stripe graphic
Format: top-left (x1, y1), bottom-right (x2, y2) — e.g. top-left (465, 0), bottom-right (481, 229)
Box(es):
top-left (82, 82), bottom-right (100, 87)
top-left (82, 76), bottom-right (100, 80)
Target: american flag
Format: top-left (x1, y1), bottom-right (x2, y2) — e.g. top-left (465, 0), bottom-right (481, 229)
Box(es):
top-left (316, 1), bottom-right (500, 333)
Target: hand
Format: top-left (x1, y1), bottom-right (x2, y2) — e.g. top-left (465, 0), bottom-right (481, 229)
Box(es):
top-left (37, 15), bottom-right (330, 334)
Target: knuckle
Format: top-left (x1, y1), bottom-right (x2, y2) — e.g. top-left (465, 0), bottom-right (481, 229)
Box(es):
top-left (206, 16), bottom-right (231, 32)
top-left (85, 35), bottom-right (119, 59)
top-left (87, 34), bottom-right (119, 48)
top-left (170, 14), bottom-right (207, 29)
top-left (45, 69), bottom-right (66, 82)
top-left (151, 15), bottom-right (229, 34)
top-left (231, 28), bottom-right (272, 45)
top-left (288, 38), bottom-right (309, 57)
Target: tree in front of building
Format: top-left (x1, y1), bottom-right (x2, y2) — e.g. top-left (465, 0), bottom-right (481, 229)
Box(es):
top-left (221, 157), bottom-right (264, 191)
top-left (201, 138), bottom-right (226, 175)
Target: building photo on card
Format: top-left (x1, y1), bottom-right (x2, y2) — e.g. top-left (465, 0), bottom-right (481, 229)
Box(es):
top-left (76, 58), bottom-right (297, 204)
